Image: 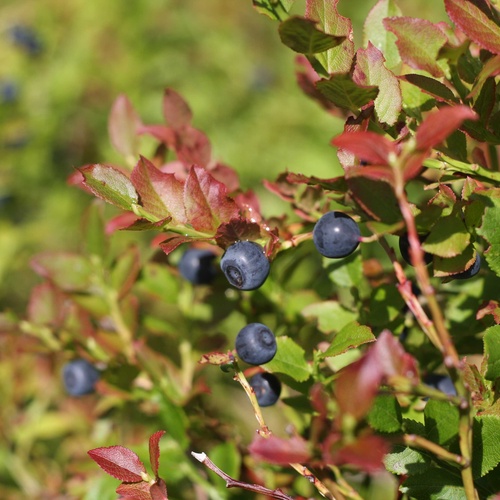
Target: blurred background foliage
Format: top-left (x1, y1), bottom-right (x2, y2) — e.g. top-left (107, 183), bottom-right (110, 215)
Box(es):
top-left (0, 1), bottom-right (450, 498)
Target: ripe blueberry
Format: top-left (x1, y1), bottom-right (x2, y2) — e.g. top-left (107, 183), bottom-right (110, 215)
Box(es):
top-left (399, 233), bottom-right (433, 266)
top-left (235, 323), bottom-right (277, 365)
top-left (8, 25), bottom-right (43, 55)
top-left (178, 248), bottom-right (217, 285)
top-left (313, 211), bottom-right (360, 258)
top-left (62, 359), bottom-right (100, 396)
top-left (424, 374), bottom-right (457, 396)
top-left (249, 372), bottom-right (281, 407)
top-left (452, 254), bottom-right (481, 280)
top-left (220, 241), bottom-right (270, 290)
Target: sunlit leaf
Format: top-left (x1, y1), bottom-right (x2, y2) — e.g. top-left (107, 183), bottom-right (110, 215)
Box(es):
top-left (149, 430), bottom-right (166, 477)
top-left (108, 94), bottom-right (141, 162)
top-left (483, 325), bottom-right (500, 381)
top-left (88, 445), bottom-right (147, 482)
top-left (319, 322), bottom-right (375, 359)
top-left (265, 336), bottom-right (311, 382)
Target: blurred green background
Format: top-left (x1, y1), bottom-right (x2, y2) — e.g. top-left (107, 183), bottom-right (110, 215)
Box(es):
top-left (0, 0), bottom-right (448, 314)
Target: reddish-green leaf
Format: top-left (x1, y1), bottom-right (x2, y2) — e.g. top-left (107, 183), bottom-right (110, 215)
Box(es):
top-left (353, 43), bottom-right (402, 125)
top-left (477, 300), bottom-right (500, 324)
top-left (80, 164), bottom-right (138, 211)
top-left (162, 88), bottom-right (192, 129)
top-left (332, 131), bottom-right (396, 165)
top-left (445, 0), bottom-right (500, 55)
top-left (305, 0), bottom-right (355, 73)
top-left (316, 74), bottom-right (379, 112)
top-left (215, 218), bottom-right (262, 249)
top-left (27, 282), bottom-right (66, 326)
top-left (158, 233), bottom-right (197, 256)
top-left (183, 166), bottom-right (239, 233)
top-left (88, 445), bottom-right (147, 482)
top-left (384, 17), bottom-right (448, 77)
top-left (416, 105), bottom-right (478, 150)
top-left (150, 480), bottom-right (168, 500)
top-left (279, 17), bottom-right (345, 55)
top-left (108, 95), bottom-right (141, 161)
top-left (363, 0), bottom-right (402, 69)
top-left (116, 482), bottom-right (151, 500)
top-left (249, 434), bottom-right (311, 465)
top-left (149, 430), bottom-right (166, 477)
top-left (130, 156), bottom-right (186, 223)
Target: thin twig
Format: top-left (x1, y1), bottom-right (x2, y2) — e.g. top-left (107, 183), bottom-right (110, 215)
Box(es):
top-left (403, 434), bottom-right (468, 467)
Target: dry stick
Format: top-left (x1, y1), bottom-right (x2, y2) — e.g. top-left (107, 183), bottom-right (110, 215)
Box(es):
top-left (191, 452), bottom-right (295, 500)
top-left (391, 163), bottom-right (477, 500)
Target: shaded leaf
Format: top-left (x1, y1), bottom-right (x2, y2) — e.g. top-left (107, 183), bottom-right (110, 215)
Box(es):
top-left (279, 17), bottom-right (345, 54)
top-left (149, 430), bottom-right (166, 477)
top-left (416, 105), bottom-right (478, 151)
top-left (80, 164), bottom-right (138, 211)
top-left (384, 17), bottom-right (448, 77)
top-left (472, 415), bottom-right (500, 477)
top-left (318, 321), bottom-right (375, 359)
top-left (265, 336), bottom-right (311, 382)
top-left (368, 395), bottom-right (402, 433)
top-left (424, 400), bottom-right (460, 445)
top-left (474, 188), bottom-right (500, 276)
top-left (483, 325), bottom-right (500, 381)
top-left (162, 88), bottom-right (192, 128)
top-left (433, 245), bottom-right (476, 277)
top-left (108, 95), bottom-right (140, 161)
top-left (302, 301), bottom-right (357, 333)
top-left (421, 211), bottom-right (471, 257)
top-left (316, 74), bottom-right (379, 112)
top-left (158, 233), bottom-right (198, 256)
top-left (214, 218), bottom-right (262, 249)
top-left (401, 468), bottom-right (465, 499)
top-left (111, 245), bottom-right (141, 298)
top-left (477, 301), bottom-right (500, 325)
top-left (403, 73), bottom-right (457, 102)
top-left (445, 0), bottom-right (500, 55)
top-left (384, 445), bottom-right (432, 475)
top-left (252, 0), bottom-right (294, 21)
top-left (150, 479), bottom-right (168, 500)
top-left (353, 43), bottom-right (402, 125)
top-left (249, 434), bottom-right (311, 464)
top-left (88, 445), bottom-right (147, 482)
top-left (116, 482), bottom-right (151, 500)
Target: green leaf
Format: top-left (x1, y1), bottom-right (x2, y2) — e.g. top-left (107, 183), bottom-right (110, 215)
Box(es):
top-left (384, 17), bottom-right (448, 78)
top-left (367, 284), bottom-right (405, 326)
top-left (208, 442), bottom-right (241, 487)
top-left (474, 188), bottom-right (500, 277)
top-left (265, 336), bottom-right (311, 382)
top-left (316, 74), bottom-right (379, 112)
top-left (368, 395), bottom-right (402, 433)
top-left (401, 468), bottom-right (465, 500)
top-left (483, 325), bottom-right (500, 381)
top-left (353, 43), bottom-right (401, 125)
top-left (319, 321), bottom-right (375, 359)
top-left (252, 0), bottom-right (294, 21)
top-left (433, 245), bottom-right (476, 278)
top-left (325, 251), bottom-right (363, 288)
top-left (421, 211), bottom-right (471, 258)
top-left (472, 415), bottom-right (500, 477)
top-left (403, 73), bottom-right (457, 102)
top-left (424, 400), bottom-right (459, 446)
top-left (80, 164), bottom-right (138, 211)
top-left (384, 445), bottom-right (432, 475)
top-left (302, 301), bottom-right (357, 333)
top-left (82, 201), bottom-right (108, 259)
top-left (278, 17), bottom-right (345, 55)
top-left (363, 0), bottom-right (402, 69)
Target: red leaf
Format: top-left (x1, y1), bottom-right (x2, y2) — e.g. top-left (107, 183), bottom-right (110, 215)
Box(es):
top-left (131, 156), bottom-right (186, 223)
top-left (345, 165), bottom-right (395, 184)
top-left (332, 433), bottom-right (389, 472)
top-left (208, 162), bottom-right (240, 192)
top-left (445, 0), bottom-right (500, 55)
top-left (158, 233), bottom-right (196, 256)
top-left (163, 88), bottom-right (192, 128)
top-left (332, 131), bottom-right (396, 166)
top-left (149, 431), bottom-right (166, 477)
top-left (106, 212), bottom-right (140, 234)
top-left (116, 481), bottom-right (152, 500)
top-left (174, 126), bottom-right (212, 167)
top-left (184, 166), bottom-right (239, 233)
top-left (249, 434), bottom-right (311, 465)
top-left (150, 479), bottom-right (168, 500)
top-left (416, 105), bottom-right (478, 150)
top-left (108, 95), bottom-right (141, 160)
top-left (214, 218), bottom-right (262, 249)
top-left (27, 282), bottom-right (66, 327)
top-left (88, 445), bottom-right (147, 482)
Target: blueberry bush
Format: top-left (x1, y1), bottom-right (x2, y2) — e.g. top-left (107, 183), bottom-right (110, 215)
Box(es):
top-left (3, 0), bottom-right (500, 498)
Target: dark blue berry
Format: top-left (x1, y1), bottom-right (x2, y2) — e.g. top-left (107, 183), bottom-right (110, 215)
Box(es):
top-left (62, 359), bottom-right (100, 396)
top-left (235, 323), bottom-right (277, 365)
top-left (220, 241), bottom-right (270, 290)
top-left (399, 233), bottom-right (433, 266)
top-left (249, 373), bottom-right (281, 407)
top-left (424, 374), bottom-right (457, 396)
top-left (313, 211), bottom-right (360, 259)
top-left (452, 254), bottom-right (481, 280)
top-left (8, 25), bottom-right (43, 55)
top-left (178, 248), bottom-right (217, 285)
top-left (0, 80), bottom-right (19, 104)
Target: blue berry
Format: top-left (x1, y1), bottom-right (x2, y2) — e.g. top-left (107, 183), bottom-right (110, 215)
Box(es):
top-left (178, 248), bottom-right (217, 285)
top-left (0, 80), bottom-right (18, 104)
top-left (249, 373), bottom-right (281, 407)
top-left (8, 25), bottom-right (43, 55)
top-left (399, 233), bottom-right (432, 266)
top-left (235, 323), bottom-right (277, 365)
top-left (313, 211), bottom-right (360, 258)
top-left (220, 241), bottom-right (270, 290)
top-left (452, 254), bottom-right (481, 280)
top-left (62, 359), bottom-right (100, 396)
top-left (424, 374), bottom-right (457, 396)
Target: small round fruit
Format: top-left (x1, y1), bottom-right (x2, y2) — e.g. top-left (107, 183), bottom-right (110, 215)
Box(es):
top-left (424, 374), bottom-right (457, 396)
top-left (220, 241), bottom-right (270, 290)
top-left (249, 373), bottom-right (281, 407)
top-left (399, 233), bottom-right (433, 266)
top-left (453, 254), bottom-right (481, 280)
top-left (178, 248), bottom-right (217, 285)
top-left (313, 211), bottom-right (360, 258)
top-left (235, 323), bottom-right (277, 365)
top-left (62, 359), bottom-right (100, 396)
